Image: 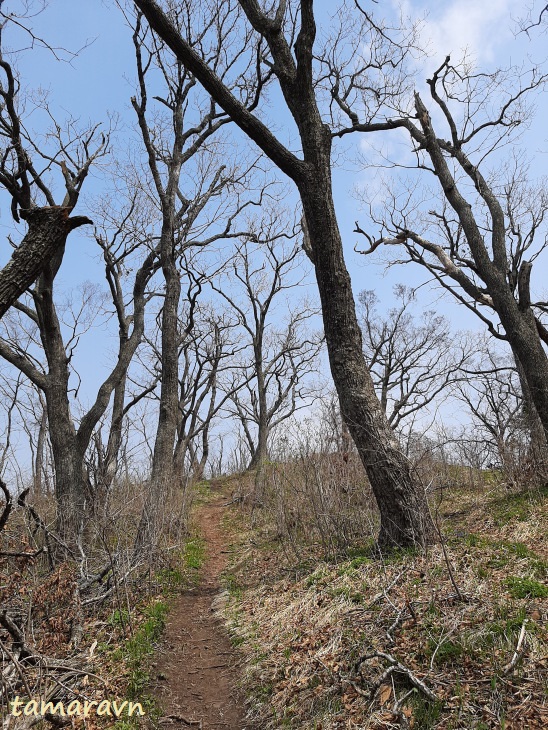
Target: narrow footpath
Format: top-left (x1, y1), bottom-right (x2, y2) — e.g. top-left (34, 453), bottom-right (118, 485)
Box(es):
top-left (152, 487), bottom-right (246, 729)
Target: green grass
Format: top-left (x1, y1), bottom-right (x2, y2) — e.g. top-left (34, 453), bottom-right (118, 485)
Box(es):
top-left (156, 566), bottom-right (185, 590)
top-left (427, 638), bottom-right (464, 665)
top-left (491, 484), bottom-right (548, 526)
top-left (505, 576), bottom-right (548, 599)
top-left (223, 571), bottom-right (242, 598)
top-left (111, 600), bottom-right (168, 729)
top-left (184, 536), bottom-right (206, 574)
top-left (408, 692), bottom-right (445, 729)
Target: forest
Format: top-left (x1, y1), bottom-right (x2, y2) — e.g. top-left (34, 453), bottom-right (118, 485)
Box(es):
top-left (0, 1), bottom-right (547, 728)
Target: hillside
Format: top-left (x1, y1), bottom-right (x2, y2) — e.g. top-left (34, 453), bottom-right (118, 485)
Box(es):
top-left (217, 473), bottom-right (548, 729)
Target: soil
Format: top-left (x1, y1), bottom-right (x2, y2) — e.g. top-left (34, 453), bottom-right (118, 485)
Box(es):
top-left (150, 487), bottom-right (247, 729)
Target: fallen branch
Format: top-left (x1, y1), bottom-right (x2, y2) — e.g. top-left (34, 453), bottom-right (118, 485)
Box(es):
top-left (365, 570), bottom-right (406, 610)
top-left (0, 634), bottom-right (33, 699)
top-left (0, 609), bottom-right (33, 661)
top-left (503, 619), bottom-right (528, 675)
top-left (355, 651), bottom-right (439, 704)
top-left (386, 609), bottom-right (406, 644)
top-left (0, 547), bottom-right (47, 558)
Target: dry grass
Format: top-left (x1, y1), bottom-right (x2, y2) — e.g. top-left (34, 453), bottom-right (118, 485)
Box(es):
top-left (0, 477), bottom-right (195, 729)
top-left (220, 468), bottom-right (548, 729)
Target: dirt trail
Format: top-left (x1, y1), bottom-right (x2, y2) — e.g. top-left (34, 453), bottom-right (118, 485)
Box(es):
top-left (152, 488), bottom-right (246, 729)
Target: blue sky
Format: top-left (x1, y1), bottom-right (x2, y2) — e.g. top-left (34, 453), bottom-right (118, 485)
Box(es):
top-left (1, 0), bottom-right (547, 447)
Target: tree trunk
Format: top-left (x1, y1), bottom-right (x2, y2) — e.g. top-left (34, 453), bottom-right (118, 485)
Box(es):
top-left (247, 423), bottom-right (269, 471)
top-left (0, 208), bottom-right (91, 319)
top-left (33, 405), bottom-right (47, 496)
top-left (33, 258), bottom-right (86, 552)
top-left (134, 224), bottom-right (181, 553)
top-left (507, 322), bottom-right (548, 478)
top-left (247, 350), bottom-right (269, 471)
top-left (298, 135), bottom-right (435, 547)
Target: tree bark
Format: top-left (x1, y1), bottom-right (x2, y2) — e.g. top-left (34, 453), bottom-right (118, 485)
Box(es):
top-left (33, 245), bottom-right (87, 552)
top-left (134, 223), bottom-right (181, 553)
top-left (33, 404), bottom-right (47, 496)
top-left (298, 141), bottom-right (435, 547)
top-left (0, 208), bottom-right (91, 320)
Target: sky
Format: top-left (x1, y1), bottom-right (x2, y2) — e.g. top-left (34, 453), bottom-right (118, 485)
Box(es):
top-left (0, 0), bottom-right (547, 475)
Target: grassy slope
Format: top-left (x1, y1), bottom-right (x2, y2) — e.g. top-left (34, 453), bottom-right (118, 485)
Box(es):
top-left (221, 482), bottom-right (548, 729)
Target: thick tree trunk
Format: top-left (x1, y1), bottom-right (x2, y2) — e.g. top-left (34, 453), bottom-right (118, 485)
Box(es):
top-left (0, 208), bottom-right (91, 319)
top-left (499, 303), bottom-right (548, 475)
top-left (299, 137), bottom-right (435, 547)
top-left (247, 424), bottom-right (269, 471)
top-left (33, 236), bottom-right (89, 553)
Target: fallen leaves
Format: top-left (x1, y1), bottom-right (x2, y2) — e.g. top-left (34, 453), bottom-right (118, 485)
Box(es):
top-left (222, 484), bottom-right (548, 729)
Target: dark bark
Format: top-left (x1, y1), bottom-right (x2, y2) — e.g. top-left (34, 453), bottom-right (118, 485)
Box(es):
top-left (33, 245), bottom-right (87, 551)
top-left (0, 208), bottom-right (92, 320)
top-left (298, 154), bottom-right (434, 547)
top-left (133, 0), bottom-right (436, 547)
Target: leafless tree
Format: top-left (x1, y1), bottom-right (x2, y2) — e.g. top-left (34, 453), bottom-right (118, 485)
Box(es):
top-left (0, 25), bottom-right (163, 548)
top-left (214, 231), bottom-right (322, 471)
top-left (132, 0), bottom-right (436, 548)
top-left (0, 243), bottom-right (157, 550)
top-left (0, 8), bottom-right (105, 319)
top-left (355, 57), bottom-right (548, 468)
top-left (358, 285), bottom-right (472, 434)
top-left (0, 367), bottom-right (50, 494)
top-left (171, 304), bottom-right (245, 480)
top-left (128, 3), bottom-right (263, 552)
top-left (456, 354), bottom-right (527, 485)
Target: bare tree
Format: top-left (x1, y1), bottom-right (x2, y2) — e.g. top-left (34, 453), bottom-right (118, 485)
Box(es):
top-left (355, 58), bottom-right (548, 465)
top-left (128, 3), bottom-right (261, 552)
top-left (456, 347), bottom-right (527, 485)
top-left (214, 232), bottom-right (322, 470)
top-left (0, 240), bottom-right (157, 550)
top-left (0, 367), bottom-right (50, 494)
top-left (132, 0), bottom-right (436, 548)
top-left (172, 305), bottom-right (245, 479)
top-left (358, 285), bottom-right (471, 434)
top-left (0, 29), bottom-right (164, 547)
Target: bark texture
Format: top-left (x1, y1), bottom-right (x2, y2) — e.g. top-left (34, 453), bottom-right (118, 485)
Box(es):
top-left (298, 149), bottom-right (434, 547)
top-left (33, 241), bottom-right (87, 552)
top-left (0, 208), bottom-right (91, 320)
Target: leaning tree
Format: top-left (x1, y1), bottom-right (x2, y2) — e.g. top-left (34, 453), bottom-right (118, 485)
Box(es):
top-left (131, 0), bottom-right (436, 548)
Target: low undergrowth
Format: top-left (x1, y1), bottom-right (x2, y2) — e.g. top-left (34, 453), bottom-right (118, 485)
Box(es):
top-left (221, 473), bottom-right (548, 729)
top-left (0, 478), bottom-right (200, 730)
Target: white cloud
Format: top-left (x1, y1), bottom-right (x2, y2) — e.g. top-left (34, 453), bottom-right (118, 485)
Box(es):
top-left (398, 0), bottom-right (514, 70)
